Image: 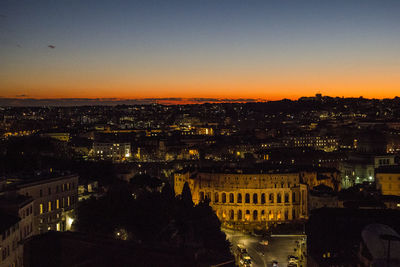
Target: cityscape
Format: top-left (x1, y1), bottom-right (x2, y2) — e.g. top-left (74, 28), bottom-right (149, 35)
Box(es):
top-left (1, 1), bottom-right (400, 267)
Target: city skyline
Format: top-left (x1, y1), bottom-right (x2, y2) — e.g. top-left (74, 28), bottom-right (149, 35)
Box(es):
top-left (1, 0), bottom-right (400, 100)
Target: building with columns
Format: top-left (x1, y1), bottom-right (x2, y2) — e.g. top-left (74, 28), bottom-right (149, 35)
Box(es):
top-left (174, 167), bottom-right (308, 230)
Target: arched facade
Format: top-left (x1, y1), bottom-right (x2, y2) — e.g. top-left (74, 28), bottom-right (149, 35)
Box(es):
top-left (174, 170), bottom-right (308, 230)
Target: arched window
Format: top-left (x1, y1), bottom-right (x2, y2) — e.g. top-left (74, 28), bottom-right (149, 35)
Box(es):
top-left (253, 193), bottom-right (258, 204)
top-left (277, 210), bottom-right (281, 220)
top-left (214, 192), bottom-right (219, 203)
top-left (218, 210), bottom-right (223, 219)
top-left (261, 193), bottom-right (266, 204)
top-left (253, 210), bottom-right (258, 221)
top-left (222, 193), bottom-right (226, 203)
top-left (238, 210), bottom-right (243, 220)
top-left (285, 193), bottom-right (289, 203)
top-left (269, 210), bottom-right (273, 220)
top-left (245, 210), bottom-right (250, 221)
top-left (269, 193), bottom-right (274, 203)
top-left (200, 192), bottom-right (205, 201)
top-left (237, 193), bottom-right (242, 203)
top-left (285, 210), bottom-right (289, 220)
top-left (229, 210), bottom-right (234, 220)
top-left (277, 193), bottom-right (282, 203)
top-left (206, 192), bottom-right (211, 200)
top-left (245, 193), bottom-right (250, 203)
top-left (261, 210), bottom-right (265, 220)
top-left (229, 193), bottom-right (234, 203)
top-left (292, 192), bottom-right (296, 202)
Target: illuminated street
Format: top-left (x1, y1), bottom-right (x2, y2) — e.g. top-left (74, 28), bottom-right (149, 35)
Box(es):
top-left (223, 228), bottom-right (306, 267)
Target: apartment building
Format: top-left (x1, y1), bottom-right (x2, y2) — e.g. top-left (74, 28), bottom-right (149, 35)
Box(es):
top-left (17, 174), bottom-right (78, 235)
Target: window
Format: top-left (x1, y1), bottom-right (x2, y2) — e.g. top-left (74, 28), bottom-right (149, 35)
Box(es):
top-left (39, 204), bottom-right (43, 214)
top-left (39, 189), bottom-right (43, 197)
top-left (253, 193), bottom-right (258, 204)
top-left (214, 192), bottom-right (219, 203)
top-left (222, 193), bottom-right (226, 203)
top-left (269, 193), bottom-right (274, 203)
top-left (238, 210), bottom-right (242, 220)
top-left (245, 193), bottom-right (250, 203)
top-left (229, 193), bottom-right (234, 203)
top-left (200, 192), bottom-right (205, 201)
top-left (56, 199), bottom-right (60, 209)
top-left (269, 210), bottom-right (273, 220)
top-left (261, 193), bottom-right (266, 204)
top-left (229, 210), bottom-right (234, 220)
top-left (253, 210), bottom-right (258, 220)
top-left (285, 193), bottom-right (289, 203)
top-left (245, 210), bottom-right (250, 220)
top-left (67, 196), bottom-right (70, 206)
top-left (237, 193), bottom-right (242, 203)
top-left (292, 192), bottom-right (296, 202)
top-left (48, 201), bottom-right (52, 212)
top-left (277, 193), bottom-right (282, 203)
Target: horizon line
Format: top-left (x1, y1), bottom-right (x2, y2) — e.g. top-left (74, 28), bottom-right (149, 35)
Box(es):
top-left (0, 95), bottom-right (399, 107)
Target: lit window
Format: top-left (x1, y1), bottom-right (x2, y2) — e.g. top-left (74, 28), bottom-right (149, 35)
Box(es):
top-left (48, 201), bottom-right (52, 212)
top-left (67, 196), bottom-right (70, 206)
top-left (56, 199), bottom-right (59, 209)
top-left (39, 204), bottom-right (43, 214)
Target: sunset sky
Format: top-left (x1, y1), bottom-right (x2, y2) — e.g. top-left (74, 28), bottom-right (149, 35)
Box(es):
top-left (1, 0), bottom-right (400, 100)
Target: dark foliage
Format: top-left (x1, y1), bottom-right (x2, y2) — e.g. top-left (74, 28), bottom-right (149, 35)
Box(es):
top-left (75, 181), bottom-right (232, 265)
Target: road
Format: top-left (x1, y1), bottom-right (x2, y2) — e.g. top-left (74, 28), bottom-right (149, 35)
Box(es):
top-left (223, 228), bottom-right (306, 267)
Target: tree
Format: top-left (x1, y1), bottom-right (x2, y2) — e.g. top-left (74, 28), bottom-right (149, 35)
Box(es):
top-left (181, 182), bottom-right (194, 208)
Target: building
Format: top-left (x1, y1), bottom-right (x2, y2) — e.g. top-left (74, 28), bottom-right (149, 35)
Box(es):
top-left (340, 154), bottom-right (396, 188)
top-left (283, 136), bottom-right (339, 152)
top-left (0, 195), bottom-right (34, 267)
top-left (375, 166), bottom-right (400, 196)
top-left (0, 211), bottom-right (22, 267)
top-left (40, 133), bottom-right (70, 142)
top-left (174, 168), bottom-right (308, 230)
top-left (308, 186), bottom-right (339, 211)
top-left (17, 174), bottom-right (78, 235)
top-left (92, 142), bottom-right (131, 162)
top-left (299, 167), bottom-right (341, 191)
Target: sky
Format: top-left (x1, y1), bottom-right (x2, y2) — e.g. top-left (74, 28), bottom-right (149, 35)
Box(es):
top-left (1, 0), bottom-right (400, 101)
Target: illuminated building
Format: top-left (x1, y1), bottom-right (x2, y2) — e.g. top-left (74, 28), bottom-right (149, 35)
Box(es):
top-left (340, 154), bottom-right (396, 188)
top-left (175, 168), bottom-right (308, 230)
top-left (375, 166), bottom-right (400, 196)
top-left (40, 132), bottom-right (70, 142)
top-left (283, 136), bottom-right (339, 152)
top-left (17, 174), bottom-right (78, 235)
top-left (92, 142), bottom-right (131, 162)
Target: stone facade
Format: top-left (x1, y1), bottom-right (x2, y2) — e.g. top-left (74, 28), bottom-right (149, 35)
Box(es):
top-left (175, 170), bottom-right (308, 230)
top-left (17, 174), bottom-right (78, 235)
